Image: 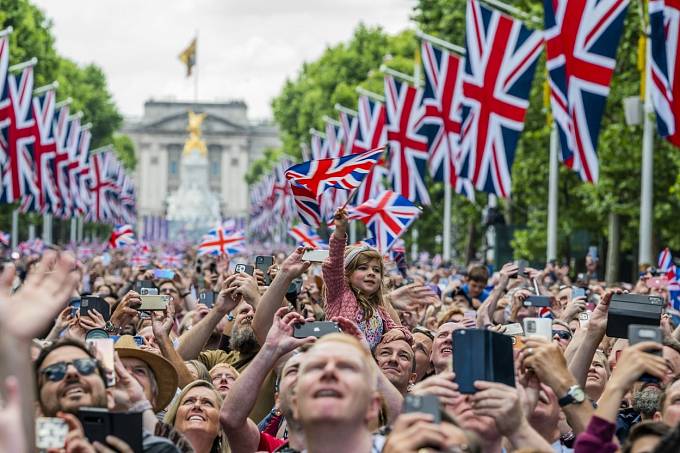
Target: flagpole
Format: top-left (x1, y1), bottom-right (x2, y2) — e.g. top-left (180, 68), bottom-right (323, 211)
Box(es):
top-left (416, 30), bottom-right (466, 55)
top-left (411, 50), bottom-right (422, 262)
top-left (639, 28), bottom-right (654, 266)
top-left (11, 209), bottom-right (18, 249)
top-left (322, 115), bottom-right (341, 127)
top-left (334, 103), bottom-right (357, 116)
top-left (355, 87), bottom-right (385, 102)
top-left (77, 217), bottom-right (84, 242)
top-left (443, 182), bottom-right (452, 262)
top-left (380, 65), bottom-right (423, 87)
top-left (28, 223), bottom-right (35, 241)
top-left (70, 217), bottom-right (77, 243)
top-left (546, 125), bottom-right (559, 262)
top-left (43, 213), bottom-right (52, 245)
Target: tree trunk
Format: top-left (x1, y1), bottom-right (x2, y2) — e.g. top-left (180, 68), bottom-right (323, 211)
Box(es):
top-left (605, 212), bottom-right (620, 284)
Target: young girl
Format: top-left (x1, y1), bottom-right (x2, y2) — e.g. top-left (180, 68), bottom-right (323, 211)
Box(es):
top-left (322, 208), bottom-right (410, 349)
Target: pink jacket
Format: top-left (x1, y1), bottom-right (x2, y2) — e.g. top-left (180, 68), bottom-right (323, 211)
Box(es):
top-left (322, 234), bottom-right (409, 342)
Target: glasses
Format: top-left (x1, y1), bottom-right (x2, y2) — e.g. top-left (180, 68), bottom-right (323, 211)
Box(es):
top-left (40, 358), bottom-right (98, 382)
top-left (552, 330), bottom-right (573, 341)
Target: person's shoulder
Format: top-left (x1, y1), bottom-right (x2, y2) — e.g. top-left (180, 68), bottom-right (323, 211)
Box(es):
top-left (142, 432), bottom-right (182, 453)
top-left (198, 349), bottom-right (232, 369)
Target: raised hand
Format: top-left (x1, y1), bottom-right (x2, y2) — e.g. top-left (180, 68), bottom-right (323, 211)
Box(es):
top-left (214, 275), bottom-right (239, 315)
top-left (110, 291), bottom-right (142, 329)
top-left (333, 207), bottom-right (349, 238)
top-left (264, 307), bottom-right (315, 356)
top-left (0, 250), bottom-right (79, 341)
top-left (279, 247), bottom-right (312, 279)
top-left (151, 303), bottom-right (175, 340)
top-left (0, 377), bottom-right (25, 453)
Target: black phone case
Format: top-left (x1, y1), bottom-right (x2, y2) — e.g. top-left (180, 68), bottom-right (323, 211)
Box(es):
top-left (403, 394), bottom-right (441, 424)
top-left (256, 256), bottom-right (274, 285)
top-left (80, 297), bottom-right (111, 321)
top-left (199, 291), bottom-right (215, 308)
top-left (78, 409), bottom-right (142, 453)
top-left (453, 329), bottom-right (515, 394)
top-left (293, 321), bottom-right (340, 338)
top-left (607, 294), bottom-right (664, 339)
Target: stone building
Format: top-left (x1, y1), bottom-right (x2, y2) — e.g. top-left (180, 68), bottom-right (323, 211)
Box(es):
top-left (122, 99), bottom-right (280, 221)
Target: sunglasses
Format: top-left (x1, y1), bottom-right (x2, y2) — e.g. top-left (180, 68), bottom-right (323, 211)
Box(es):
top-left (40, 358), bottom-right (98, 382)
top-left (552, 330), bottom-right (573, 341)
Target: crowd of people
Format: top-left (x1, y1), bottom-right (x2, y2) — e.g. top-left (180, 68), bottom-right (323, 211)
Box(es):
top-left (1, 207), bottom-right (679, 453)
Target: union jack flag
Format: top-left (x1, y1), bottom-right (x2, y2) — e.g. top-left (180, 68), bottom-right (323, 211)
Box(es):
top-left (650, 0), bottom-right (680, 148)
top-left (88, 150), bottom-right (117, 223)
top-left (289, 224), bottom-right (327, 249)
top-left (339, 110), bottom-right (360, 155)
top-left (659, 247), bottom-right (673, 272)
top-left (108, 224), bottom-right (136, 249)
top-left (289, 182), bottom-right (323, 227)
top-left (51, 104), bottom-right (72, 217)
top-left (420, 40), bottom-right (476, 202)
top-left (0, 62), bottom-right (39, 203)
top-left (348, 190), bottom-right (421, 254)
top-left (130, 253), bottom-right (150, 268)
top-left (544, 0), bottom-right (629, 183)
top-left (353, 95), bottom-right (388, 204)
top-left (310, 129), bottom-right (328, 160)
top-left (0, 230), bottom-right (9, 246)
top-left (17, 238), bottom-right (44, 256)
top-left (197, 226), bottom-right (246, 256)
top-left (161, 252), bottom-right (184, 268)
top-left (458, 0), bottom-right (543, 197)
top-left (384, 75), bottom-right (431, 205)
top-left (29, 88), bottom-right (59, 213)
top-left (284, 147), bottom-right (383, 200)
top-left (0, 33), bottom-right (9, 177)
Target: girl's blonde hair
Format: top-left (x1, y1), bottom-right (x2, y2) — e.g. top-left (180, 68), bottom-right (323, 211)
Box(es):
top-left (343, 246), bottom-right (385, 319)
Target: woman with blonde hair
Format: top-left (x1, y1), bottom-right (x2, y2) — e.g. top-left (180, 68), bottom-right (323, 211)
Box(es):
top-left (164, 380), bottom-right (229, 453)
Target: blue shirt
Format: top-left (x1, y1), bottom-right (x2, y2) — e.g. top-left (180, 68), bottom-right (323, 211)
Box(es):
top-left (462, 283), bottom-right (490, 302)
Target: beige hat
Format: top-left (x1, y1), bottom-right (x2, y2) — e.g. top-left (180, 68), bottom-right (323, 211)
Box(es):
top-left (114, 335), bottom-right (179, 412)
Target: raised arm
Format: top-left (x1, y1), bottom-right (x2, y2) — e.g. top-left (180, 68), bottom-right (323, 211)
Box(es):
top-left (151, 306), bottom-right (195, 388)
top-left (221, 308), bottom-right (315, 453)
top-left (477, 262), bottom-right (517, 327)
top-left (252, 247), bottom-right (310, 345)
top-left (177, 276), bottom-right (238, 360)
top-left (322, 208), bottom-right (348, 317)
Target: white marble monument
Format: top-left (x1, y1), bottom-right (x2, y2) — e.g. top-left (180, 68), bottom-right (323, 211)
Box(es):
top-left (166, 111), bottom-right (221, 236)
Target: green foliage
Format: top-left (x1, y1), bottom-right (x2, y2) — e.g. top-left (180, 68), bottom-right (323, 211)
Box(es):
top-left (245, 147), bottom-right (284, 184)
top-left (0, 0), bottom-right (131, 166)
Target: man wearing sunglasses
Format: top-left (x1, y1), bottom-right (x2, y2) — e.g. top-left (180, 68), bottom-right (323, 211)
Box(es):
top-left (552, 320), bottom-right (573, 351)
top-left (34, 338), bottom-right (109, 417)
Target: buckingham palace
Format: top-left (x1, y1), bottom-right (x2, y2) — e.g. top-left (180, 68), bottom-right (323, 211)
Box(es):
top-left (122, 99), bottom-right (280, 222)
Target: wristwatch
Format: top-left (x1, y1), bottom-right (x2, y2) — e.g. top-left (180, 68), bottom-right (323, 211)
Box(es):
top-left (558, 385), bottom-right (586, 407)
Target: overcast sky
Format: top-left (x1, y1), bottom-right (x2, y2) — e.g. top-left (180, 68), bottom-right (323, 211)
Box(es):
top-left (33, 0), bottom-right (416, 121)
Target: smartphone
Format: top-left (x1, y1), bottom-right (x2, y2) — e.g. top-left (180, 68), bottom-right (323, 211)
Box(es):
top-left (286, 278), bottom-right (303, 304)
top-left (523, 318), bottom-right (552, 340)
top-left (453, 329), bottom-right (515, 394)
top-left (80, 296), bottom-right (111, 321)
top-left (293, 321), bottom-right (341, 338)
top-left (629, 324), bottom-right (663, 382)
top-left (153, 269), bottom-right (175, 280)
top-left (78, 408), bottom-right (143, 453)
top-left (255, 256), bottom-right (275, 285)
top-left (36, 417), bottom-right (69, 450)
top-left (69, 297), bottom-right (81, 318)
top-left (302, 249), bottom-right (329, 263)
top-left (578, 311), bottom-right (590, 328)
top-left (134, 280), bottom-right (157, 295)
top-left (464, 310), bottom-right (477, 320)
top-left (572, 287), bottom-right (587, 299)
top-left (402, 394), bottom-right (441, 424)
top-left (234, 264), bottom-right (254, 275)
top-left (199, 291), bottom-right (216, 308)
top-left (503, 323), bottom-right (524, 336)
top-left (523, 295), bottom-right (552, 307)
top-left (516, 259), bottom-right (528, 277)
top-left (86, 338), bottom-right (115, 386)
top-left (138, 294), bottom-right (171, 311)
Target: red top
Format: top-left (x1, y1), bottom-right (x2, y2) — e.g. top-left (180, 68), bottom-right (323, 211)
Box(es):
top-left (257, 432), bottom-right (286, 452)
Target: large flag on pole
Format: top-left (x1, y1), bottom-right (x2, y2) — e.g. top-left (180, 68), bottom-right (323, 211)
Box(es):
top-left (650, 0), bottom-right (680, 148)
top-left (353, 95), bottom-right (388, 204)
top-left (544, 0), bottom-right (629, 183)
top-left (178, 38), bottom-right (197, 77)
top-left (1, 61), bottom-right (39, 203)
top-left (197, 225), bottom-right (245, 256)
top-left (52, 103), bottom-right (72, 217)
top-left (458, 0), bottom-right (543, 197)
top-left (31, 87), bottom-right (59, 213)
top-left (289, 224), bottom-right (327, 249)
top-left (109, 224), bottom-right (135, 248)
top-left (384, 75), bottom-right (431, 205)
top-left (420, 39), bottom-right (475, 202)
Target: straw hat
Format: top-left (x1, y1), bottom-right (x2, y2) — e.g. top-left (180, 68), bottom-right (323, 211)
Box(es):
top-left (114, 335), bottom-right (179, 412)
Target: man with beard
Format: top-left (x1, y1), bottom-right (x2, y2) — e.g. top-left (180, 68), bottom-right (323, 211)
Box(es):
top-left (176, 273), bottom-right (276, 421)
top-left (221, 307), bottom-right (315, 453)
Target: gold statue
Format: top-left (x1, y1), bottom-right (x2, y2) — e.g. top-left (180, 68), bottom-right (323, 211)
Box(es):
top-left (183, 111), bottom-right (208, 156)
